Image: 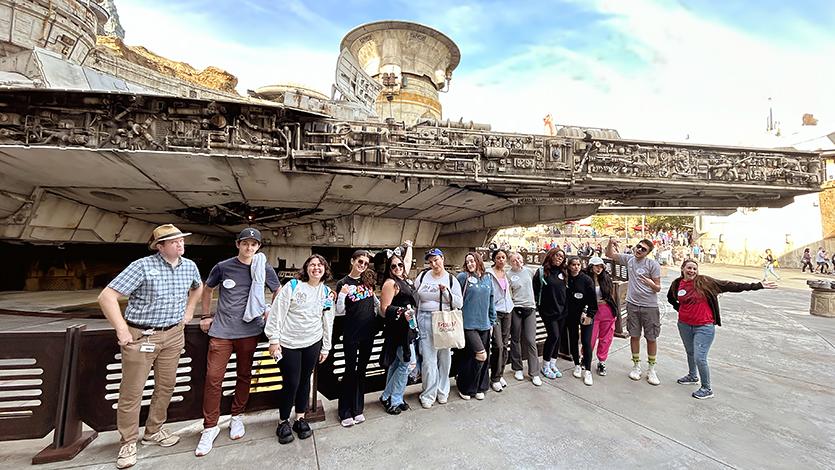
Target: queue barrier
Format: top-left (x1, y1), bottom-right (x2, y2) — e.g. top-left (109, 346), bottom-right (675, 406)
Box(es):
top-left (0, 324), bottom-right (302, 464)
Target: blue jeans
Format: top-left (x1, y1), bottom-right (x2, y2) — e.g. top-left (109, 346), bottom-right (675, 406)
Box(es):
top-left (381, 344), bottom-right (415, 407)
top-left (677, 322), bottom-right (715, 389)
top-left (417, 311), bottom-right (451, 404)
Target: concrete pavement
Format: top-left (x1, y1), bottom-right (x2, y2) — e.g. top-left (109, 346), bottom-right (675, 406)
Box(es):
top-left (1, 265), bottom-right (833, 469)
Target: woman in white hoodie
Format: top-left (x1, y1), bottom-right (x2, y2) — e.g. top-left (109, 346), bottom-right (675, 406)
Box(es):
top-left (265, 255), bottom-right (334, 445)
top-left (486, 249), bottom-right (514, 392)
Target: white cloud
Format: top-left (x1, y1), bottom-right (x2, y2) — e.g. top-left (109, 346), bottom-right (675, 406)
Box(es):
top-left (117, 1), bottom-right (336, 95)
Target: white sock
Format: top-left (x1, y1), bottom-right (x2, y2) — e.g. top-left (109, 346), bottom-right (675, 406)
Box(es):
top-left (549, 359), bottom-right (557, 367)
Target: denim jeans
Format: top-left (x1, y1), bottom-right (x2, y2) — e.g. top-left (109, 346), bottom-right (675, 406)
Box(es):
top-left (677, 322), bottom-right (715, 389)
top-left (417, 311), bottom-right (451, 404)
top-left (381, 344), bottom-right (415, 407)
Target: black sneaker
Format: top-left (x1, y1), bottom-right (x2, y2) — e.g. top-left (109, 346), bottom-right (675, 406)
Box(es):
top-left (292, 418), bottom-right (313, 440)
top-left (385, 404), bottom-right (401, 415)
top-left (276, 420), bottom-right (294, 444)
top-left (379, 396), bottom-right (390, 408)
top-left (597, 362), bottom-right (607, 376)
top-left (397, 402), bottom-right (410, 411)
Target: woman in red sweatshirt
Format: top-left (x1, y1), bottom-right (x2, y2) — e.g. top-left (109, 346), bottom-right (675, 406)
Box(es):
top-left (667, 259), bottom-right (776, 399)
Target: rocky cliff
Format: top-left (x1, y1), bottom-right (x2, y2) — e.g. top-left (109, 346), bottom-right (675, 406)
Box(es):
top-left (96, 36), bottom-right (239, 94)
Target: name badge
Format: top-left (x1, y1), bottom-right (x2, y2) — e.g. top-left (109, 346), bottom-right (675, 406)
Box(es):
top-left (139, 342), bottom-right (157, 353)
top-left (511, 275), bottom-right (519, 282)
top-left (149, 268), bottom-right (160, 276)
top-left (558, 273), bottom-right (564, 280)
top-left (678, 289), bottom-right (687, 297)
top-left (574, 292), bottom-right (584, 299)
top-left (223, 279), bottom-right (236, 289)
top-left (636, 268), bottom-right (646, 276)
top-left (468, 276), bottom-right (478, 284)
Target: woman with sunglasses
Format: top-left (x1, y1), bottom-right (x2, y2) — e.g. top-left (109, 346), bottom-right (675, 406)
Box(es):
top-left (379, 241), bottom-right (416, 415)
top-left (335, 250), bottom-right (379, 427)
top-left (667, 259), bottom-right (776, 399)
top-left (532, 248), bottom-right (568, 379)
top-left (456, 252), bottom-right (495, 400)
top-left (565, 256), bottom-right (598, 386)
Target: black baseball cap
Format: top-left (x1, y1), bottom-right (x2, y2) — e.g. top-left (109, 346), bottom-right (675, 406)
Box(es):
top-left (237, 228), bottom-right (262, 242)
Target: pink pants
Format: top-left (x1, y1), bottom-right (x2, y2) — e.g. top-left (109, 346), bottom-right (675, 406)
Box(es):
top-left (591, 304), bottom-right (616, 362)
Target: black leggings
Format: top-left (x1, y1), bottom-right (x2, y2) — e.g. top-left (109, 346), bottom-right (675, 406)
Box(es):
top-left (278, 340), bottom-right (321, 420)
top-left (542, 315), bottom-right (566, 362)
top-left (566, 313), bottom-right (595, 369)
top-left (338, 339), bottom-right (373, 420)
top-left (801, 260), bottom-right (813, 272)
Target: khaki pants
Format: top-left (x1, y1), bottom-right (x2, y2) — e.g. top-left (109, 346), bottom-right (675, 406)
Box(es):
top-left (117, 323), bottom-right (185, 444)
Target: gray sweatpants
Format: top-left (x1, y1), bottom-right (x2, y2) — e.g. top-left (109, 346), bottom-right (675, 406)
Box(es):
top-left (510, 307), bottom-right (540, 377)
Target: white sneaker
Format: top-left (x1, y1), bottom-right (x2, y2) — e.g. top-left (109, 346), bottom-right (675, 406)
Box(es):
top-left (573, 365), bottom-right (583, 378)
top-left (583, 370), bottom-right (593, 386)
top-left (514, 370), bottom-right (524, 381)
top-left (194, 426), bottom-right (220, 457)
top-left (230, 415), bottom-right (245, 440)
top-left (474, 392), bottom-right (485, 400)
top-left (341, 417), bottom-right (355, 427)
top-left (629, 364), bottom-right (643, 381)
top-left (116, 442), bottom-right (137, 469)
top-left (458, 391), bottom-right (471, 400)
top-left (532, 376), bottom-right (543, 387)
top-left (647, 366), bottom-right (661, 385)
top-left (499, 377), bottom-right (508, 388)
top-left (491, 381), bottom-right (503, 392)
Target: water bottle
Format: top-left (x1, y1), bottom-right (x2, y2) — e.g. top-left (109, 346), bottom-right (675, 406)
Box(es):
top-left (406, 305), bottom-right (417, 329)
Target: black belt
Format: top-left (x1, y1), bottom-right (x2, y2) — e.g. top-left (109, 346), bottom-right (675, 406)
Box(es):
top-left (126, 320), bottom-right (180, 331)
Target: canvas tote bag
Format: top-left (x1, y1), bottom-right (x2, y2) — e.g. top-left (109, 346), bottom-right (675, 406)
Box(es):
top-left (431, 281), bottom-right (465, 349)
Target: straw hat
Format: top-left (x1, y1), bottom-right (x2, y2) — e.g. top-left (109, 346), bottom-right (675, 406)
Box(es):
top-left (149, 224), bottom-right (192, 250)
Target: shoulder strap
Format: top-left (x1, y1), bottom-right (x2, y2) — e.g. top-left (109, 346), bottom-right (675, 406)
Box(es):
top-left (418, 268), bottom-right (429, 285)
top-left (290, 278), bottom-right (298, 292)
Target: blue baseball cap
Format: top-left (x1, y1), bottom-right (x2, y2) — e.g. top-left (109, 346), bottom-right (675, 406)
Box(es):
top-left (424, 248), bottom-right (444, 260)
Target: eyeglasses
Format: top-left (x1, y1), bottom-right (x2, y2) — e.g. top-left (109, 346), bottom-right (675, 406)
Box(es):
top-left (392, 263), bottom-right (404, 269)
top-left (635, 245), bottom-right (648, 253)
top-left (355, 259), bottom-right (368, 266)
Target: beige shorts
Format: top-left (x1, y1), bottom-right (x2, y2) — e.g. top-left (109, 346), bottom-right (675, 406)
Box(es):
top-left (626, 303), bottom-right (661, 341)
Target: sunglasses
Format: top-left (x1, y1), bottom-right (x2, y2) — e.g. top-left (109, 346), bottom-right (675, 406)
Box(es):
top-left (635, 245), bottom-right (648, 253)
top-left (392, 262), bottom-right (405, 269)
top-left (355, 259), bottom-right (368, 266)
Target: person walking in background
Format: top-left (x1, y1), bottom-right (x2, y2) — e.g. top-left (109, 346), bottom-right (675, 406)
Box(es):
top-left (815, 247), bottom-right (829, 274)
top-left (532, 248), bottom-right (567, 379)
top-left (196, 228), bottom-right (279, 456)
top-left (456, 253), bottom-right (495, 401)
top-left (335, 249), bottom-right (382, 428)
top-left (565, 256), bottom-right (598, 386)
top-left (487, 249), bottom-right (514, 393)
top-left (761, 248), bottom-right (780, 281)
top-left (668, 259), bottom-right (776, 399)
top-left (507, 252), bottom-right (542, 386)
top-left (586, 256), bottom-right (619, 377)
top-left (606, 237), bottom-right (662, 385)
top-left (801, 248), bottom-right (814, 273)
top-left (708, 244), bottom-right (717, 263)
top-left (414, 248), bottom-right (463, 408)
top-left (379, 247), bottom-right (417, 415)
top-left (98, 224), bottom-right (203, 469)
top-left (266, 255), bottom-right (334, 445)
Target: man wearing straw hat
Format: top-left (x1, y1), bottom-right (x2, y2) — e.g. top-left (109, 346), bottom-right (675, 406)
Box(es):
top-left (98, 224), bottom-right (203, 469)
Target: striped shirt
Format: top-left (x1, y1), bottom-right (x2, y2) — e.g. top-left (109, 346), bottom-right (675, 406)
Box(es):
top-left (108, 253), bottom-right (202, 327)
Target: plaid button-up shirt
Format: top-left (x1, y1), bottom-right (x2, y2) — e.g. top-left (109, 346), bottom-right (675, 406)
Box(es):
top-left (108, 253), bottom-right (202, 327)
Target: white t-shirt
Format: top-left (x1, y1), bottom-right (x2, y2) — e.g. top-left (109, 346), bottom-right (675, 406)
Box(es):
top-left (415, 270), bottom-right (463, 312)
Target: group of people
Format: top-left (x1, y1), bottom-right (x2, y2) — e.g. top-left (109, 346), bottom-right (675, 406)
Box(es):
top-left (99, 224), bottom-right (776, 469)
top-left (803, 247), bottom-right (835, 274)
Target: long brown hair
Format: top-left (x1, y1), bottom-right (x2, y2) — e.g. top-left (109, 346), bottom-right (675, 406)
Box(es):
top-left (679, 259), bottom-right (717, 297)
top-left (463, 252), bottom-right (486, 277)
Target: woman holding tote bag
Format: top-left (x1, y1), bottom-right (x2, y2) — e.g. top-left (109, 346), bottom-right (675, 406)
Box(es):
top-left (414, 248), bottom-right (463, 409)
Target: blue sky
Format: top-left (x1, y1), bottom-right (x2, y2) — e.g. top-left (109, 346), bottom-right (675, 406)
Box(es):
top-left (117, 0), bottom-right (835, 145)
